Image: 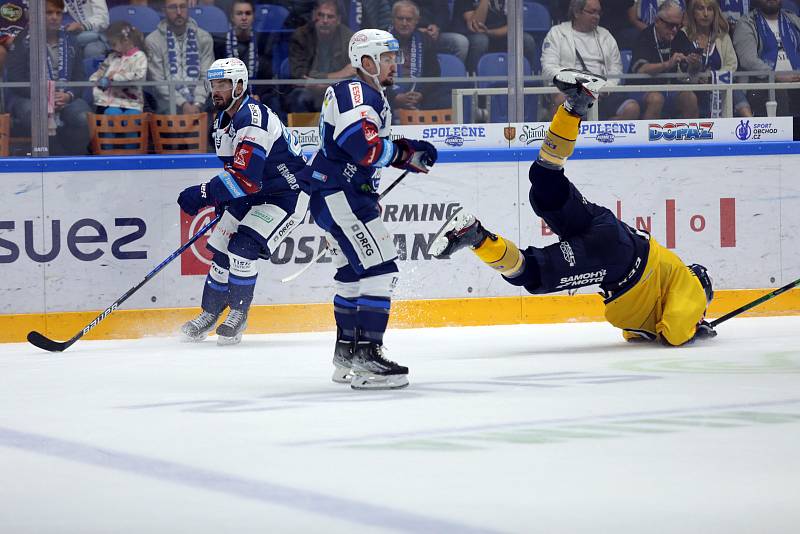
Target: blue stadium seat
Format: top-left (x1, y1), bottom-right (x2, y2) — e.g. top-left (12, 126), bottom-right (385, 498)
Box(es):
top-left (255, 3), bottom-right (290, 32)
top-left (620, 49), bottom-right (632, 73)
top-left (782, 0), bottom-right (800, 14)
top-left (109, 5), bottom-right (161, 34)
top-left (437, 53), bottom-right (466, 78)
top-left (523, 1), bottom-right (551, 34)
top-left (189, 5), bottom-right (228, 34)
top-left (279, 57), bottom-right (290, 79)
top-left (477, 53), bottom-right (536, 122)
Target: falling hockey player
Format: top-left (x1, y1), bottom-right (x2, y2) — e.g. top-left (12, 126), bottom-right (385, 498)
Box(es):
top-left (299, 29), bottom-right (438, 389)
top-left (430, 68), bottom-right (717, 346)
top-left (177, 57), bottom-right (309, 345)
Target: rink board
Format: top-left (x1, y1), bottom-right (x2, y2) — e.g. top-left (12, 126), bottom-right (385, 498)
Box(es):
top-left (1, 142), bottom-right (800, 342)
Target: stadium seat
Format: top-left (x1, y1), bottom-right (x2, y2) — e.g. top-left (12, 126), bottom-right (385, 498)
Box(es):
top-left (278, 57), bottom-right (291, 79)
top-left (782, 0), bottom-right (800, 14)
top-left (0, 113), bottom-right (9, 157)
top-left (396, 108), bottom-right (453, 125)
top-left (150, 113), bottom-right (208, 154)
top-left (477, 53), bottom-right (536, 122)
top-left (523, 1), bottom-right (552, 34)
top-left (620, 49), bottom-right (632, 73)
top-left (88, 112), bottom-right (151, 155)
top-left (437, 53), bottom-right (467, 78)
top-left (255, 3), bottom-right (290, 32)
top-left (109, 5), bottom-right (161, 34)
top-left (287, 112), bottom-right (320, 127)
top-left (189, 5), bottom-right (228, 34)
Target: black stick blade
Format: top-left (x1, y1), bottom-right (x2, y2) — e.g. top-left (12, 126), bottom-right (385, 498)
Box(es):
top-left (27, 331), bottom-right (71, 352)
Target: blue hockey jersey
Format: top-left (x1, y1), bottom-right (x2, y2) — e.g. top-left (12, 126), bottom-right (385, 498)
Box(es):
top-left (304, 79), bottom-right (395, 192)
top-left (212, 95), bottom-right (308, 202)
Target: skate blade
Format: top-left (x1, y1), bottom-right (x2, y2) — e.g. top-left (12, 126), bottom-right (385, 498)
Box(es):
top-left (180, 332), bottom-right (209, 343)
top-left (331, 364), bottom-right (353, 384)
top-left (351, 374), bottom-right (409, 390)
top-left (216, 333), bottom-right (243, 346)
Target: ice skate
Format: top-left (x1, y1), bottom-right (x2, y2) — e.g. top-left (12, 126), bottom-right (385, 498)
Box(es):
top-left (350, 342), bottom-right (409, 390)
top-left (180, 310), bottom-right (221, 342)
top-left (553, 68), bottom-right (607, 117)
top-left (216, 308), bottom-right (248, 346)
top-left (332, 338), bottom-right (354, 384)
top-left (429, 208), bottom-right (495, 258)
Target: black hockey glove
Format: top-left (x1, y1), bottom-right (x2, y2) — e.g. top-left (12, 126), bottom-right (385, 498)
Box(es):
top-left (177, 182), bottom-right (213, 216)
top-left (693, 319), bottom-right (717, 340)
top-left (391, 138), bottom-right (438, 173)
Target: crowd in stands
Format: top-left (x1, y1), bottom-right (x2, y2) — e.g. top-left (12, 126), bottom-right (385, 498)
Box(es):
top-left (1, 0), bottom-right (800, 155)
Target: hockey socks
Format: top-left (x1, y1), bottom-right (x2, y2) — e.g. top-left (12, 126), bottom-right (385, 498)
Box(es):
top-left (473, 234), bottom-right (525, 277)
top-left (201, 257), bottom-right (230, 315)
top-left (356, 296), bottom-right (391, 344)
top-left (333, 295), bottom-right (358, 342)
top-left (537, 105), bottom-right (580, 170)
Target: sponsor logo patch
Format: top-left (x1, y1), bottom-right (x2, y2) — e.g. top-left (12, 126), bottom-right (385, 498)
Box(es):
top-left (349, 82), bottom-right (364, 107)
top-left (363, 121), bottom-right (379, 143)
top-left (248, 103), bottom-right (262, 126)
top-left (233, 144), bottom-right (253, 169)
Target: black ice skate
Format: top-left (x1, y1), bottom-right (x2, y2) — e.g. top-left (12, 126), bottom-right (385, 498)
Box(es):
top-left (180, 310), bottom-right (221, 342)
top-left (350, 342), bottom-right (409, 390)
top-left (216, 308), bottom-right (248, 346)
top-left (429, 208), bottom-right (495, 258)
top-left (332, 336), bottom-right (355, 384)
top-left (553, 68), bottom-right (607, 117)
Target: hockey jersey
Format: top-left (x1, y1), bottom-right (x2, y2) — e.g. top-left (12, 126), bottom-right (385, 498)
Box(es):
top-left (212, 95), bottom-right (307, 203)
top-left (304, 78), bottom-right (395, 192)
top-left (604, 236), bottom-right (708, 346)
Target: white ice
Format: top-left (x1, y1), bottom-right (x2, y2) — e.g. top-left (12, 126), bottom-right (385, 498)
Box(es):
top-left (1, 316), bottom-right (799, 534)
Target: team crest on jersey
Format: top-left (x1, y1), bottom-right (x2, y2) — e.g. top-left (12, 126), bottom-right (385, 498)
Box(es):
top-left (247, 103), bottom-right (262, 126)
top-left (349, 82), bottom-right (364, 107)
top-left (363, 121), bottom-right (379, 143)
top-left (233, 144), bottom-right (253, 169)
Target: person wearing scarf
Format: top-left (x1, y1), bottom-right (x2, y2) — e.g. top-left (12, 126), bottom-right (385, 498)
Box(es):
top-left (733, 0), bottom-right (800, 115)
top-left (386, 0), bottom-right (445, 113)
top-left (63, 0), bottom-right (109, 59)
top-left (212, 0), bottom-right (277, 106)
top-left (6, 0), bottom-right (91, 154)
top-left (145, 0), bottom-right (214, 114)
top-left (628, 0), bottom-right (685, 31)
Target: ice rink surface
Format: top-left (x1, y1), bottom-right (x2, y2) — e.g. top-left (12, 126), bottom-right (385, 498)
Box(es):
top-left (1, 316), bottom-right (799, 533)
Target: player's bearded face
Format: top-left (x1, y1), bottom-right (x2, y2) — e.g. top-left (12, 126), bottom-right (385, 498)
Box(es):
top-left (378, 52), bottom-right (398, 87)
top-left (211, 79), bottom-right (234, 110)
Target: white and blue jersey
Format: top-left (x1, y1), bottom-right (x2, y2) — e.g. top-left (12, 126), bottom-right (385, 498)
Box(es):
top-left (212, 95), bottom-right (308, 202)
top-left (303, 79), bottom-right (395, 193)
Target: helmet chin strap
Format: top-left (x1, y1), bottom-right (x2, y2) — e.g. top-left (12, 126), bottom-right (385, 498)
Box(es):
top-left (225, 83), bottom-right (246, 113)
top-left (359, 58), bottom-right (385, 94)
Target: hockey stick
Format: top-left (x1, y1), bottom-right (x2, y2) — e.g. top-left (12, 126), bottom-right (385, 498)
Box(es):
top-left (280, 169), bottom-right (411, 283)
top-left (27, 213), bottom-right (222, 352)
top-left (709, 276), bottom-right (800, 328)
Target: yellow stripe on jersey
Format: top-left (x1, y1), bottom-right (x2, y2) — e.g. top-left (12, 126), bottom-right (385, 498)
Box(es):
top-left (604, 237), bottom-right (708, 346)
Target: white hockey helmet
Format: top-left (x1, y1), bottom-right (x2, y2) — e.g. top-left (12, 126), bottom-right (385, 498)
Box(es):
top-left (349, 28), bottom-right (402, 75)
top-left (206, 57), bottom-right (249, 109)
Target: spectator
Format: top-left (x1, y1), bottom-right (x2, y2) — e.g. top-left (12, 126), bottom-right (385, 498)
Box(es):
top-left (63, 0), bottom-right (110, 59)
top-left (0, 0), bottom-right (27, 69)
top-left (684, 0), bottom-right (747, 116)
top-left (343, 0), bottom-right (393, 31)
top-left (542, 0), bottom-right (640, 119)
top-left (7, 0), bottom-right (90, 155)
top-left (600, 0), bottom-right (640, 49)
top-left (213, 0), bottom-right (279, 107)
top-left (146, 0), bottom-right (215, 114)
top-left (90, 21), bottom-right (148, 113)
top-left (393, 0), bottom-right (470, 63)
top-left (387, 0), bottom-right (447, 112)
top-left (453, 0), bottom-right (538, 74)
top-left (286, 0), bottom-right (355, 112)
top-left (733, 0), bottom-right (800, 116)
top-left (628, 0), bottom-right (684, 32)
top-left (630, 0), bottom-right (701, 118)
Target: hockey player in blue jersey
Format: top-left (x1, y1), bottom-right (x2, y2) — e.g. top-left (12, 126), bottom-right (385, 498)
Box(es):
top-left (177, 57), bottom-right (309, 345)
top-left (300, 28), bottom-right (438, 389)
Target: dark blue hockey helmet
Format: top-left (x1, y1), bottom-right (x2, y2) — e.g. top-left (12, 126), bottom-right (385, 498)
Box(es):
top-left (688, 263), bottom-right (714, 306)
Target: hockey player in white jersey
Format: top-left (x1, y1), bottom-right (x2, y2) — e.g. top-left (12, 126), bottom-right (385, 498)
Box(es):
top-left (298, 29), bottom-right (438, 389)
top-left (177, 57), bottom-right (309, 345)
